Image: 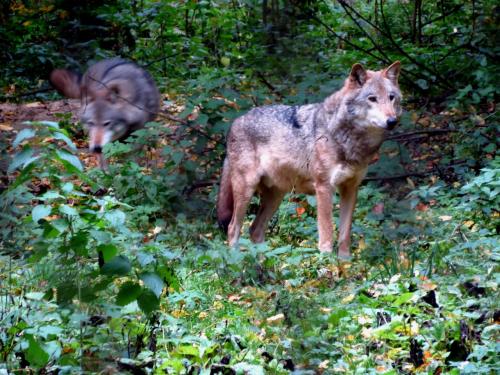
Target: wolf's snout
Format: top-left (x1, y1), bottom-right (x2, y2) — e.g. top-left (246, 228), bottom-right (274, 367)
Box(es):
top-left (91, 145), bottom-right (103, 154)
top-left (386, 117), bottom-right (398, 129)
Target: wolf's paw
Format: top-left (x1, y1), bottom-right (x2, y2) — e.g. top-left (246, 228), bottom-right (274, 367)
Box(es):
top-left (337, 250), bottom-right (353, 261)
top-left (318, 244), bottom-right (333, 253)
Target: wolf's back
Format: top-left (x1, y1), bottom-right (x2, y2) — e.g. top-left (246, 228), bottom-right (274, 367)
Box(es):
top-left (82, 58), bottom-right (160, 121)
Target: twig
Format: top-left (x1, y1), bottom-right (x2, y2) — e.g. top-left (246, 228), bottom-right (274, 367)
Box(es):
top-left (1, 87), bottom-right (53, 101)
top-left (386, 128), bottom-right (458, 141)
top-left (255, 71), bottom-right (283, 100)
top-left (142, 50), bottom-right (186, 68)
top-left (364, 171), bottom-right (428, 181)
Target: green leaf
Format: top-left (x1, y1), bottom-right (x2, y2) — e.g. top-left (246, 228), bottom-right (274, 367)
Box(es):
top-left (116, 281), bottom-right (142, 306)
top-left (25, 335), bottom-right (49, 368)
top-left (32, 205), bottom-right (52, 223)
top-left (59, 204), bottom-right (79, 216)
top-left (172, 151), bottom-right (184, 165)
top-left (70, 231), bottom-right (89, 256)
top-left (13, 128), bottom-right (36, 148)
top-left (8, 147), bottom-right (40, 173)
top-left (140, 272), bottom-right (164, 298)
top-left (328, 308), bottom-right (349, 327)
top-left (104, 210), bottom-right (126, 227)
top-left (393, 292), bottom-right (414, 306)
top-left (56, 149), bottom-right (83, 171)
top-left (101, 255), bottom-right (131, 276)
top-left (137, 289), bottom-right (160, 314)
top-left (97, 244), bottom-right (118, 262)
top-left (52, 131), bottom-right (77, 151)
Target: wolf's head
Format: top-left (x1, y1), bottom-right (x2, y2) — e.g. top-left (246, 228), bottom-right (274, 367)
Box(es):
top-left (50, 59), bottom-right (158, 156)
top-left (341, 61), bottom-right (402, 130)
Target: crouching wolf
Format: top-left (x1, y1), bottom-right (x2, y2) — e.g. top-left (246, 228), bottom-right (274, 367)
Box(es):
top-left (217, 62), bottom-right (402, 259)
top-left (50, 58), bottom-right (160, 167)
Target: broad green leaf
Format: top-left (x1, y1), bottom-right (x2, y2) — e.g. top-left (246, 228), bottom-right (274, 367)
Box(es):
top-left (97, 244), bottom-right (118, 262)
top-left (40, 190), bottom-right (63, 200)
top-left (13, 128), bottom-right (36, 148)
top-left (137, 289), bottom-right (159, 314)
top-left (59, 204), bottom-right (79, 216)
top-left (328, 308), bottom-right (349, 327)
top-left (70, 231), bottom-right (89, 256)
top-left (25, 335), bottom-right (49, 368)
top-left (56, 149), bottom-right (83, 171)
top-left (140, 272), bottom-right (164, 298)
top-left (101, 255), bottom-right (131, 276)
top-left (52, 131), bottom-right (77, 151)
top-left (104, 210), bottom-right (126, 227)
top-left (25, 292), bottom-right (45, 300)
top-left (8, 147), bottom-right (40, 173)
top-left (176, 345), bottom-right (199, 357)
top-left (393, 292), bottom-right (414, 306)
top-left (116, 281), bottom-right (142, 306)
top-left (32, 205), bottom-right (52, 223)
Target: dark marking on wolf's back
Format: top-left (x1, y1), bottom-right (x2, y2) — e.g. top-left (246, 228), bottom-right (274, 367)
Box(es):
top-left (101, 60), bottom-right (133, 79)
top-left (272, 105), bottom-right (302, 129)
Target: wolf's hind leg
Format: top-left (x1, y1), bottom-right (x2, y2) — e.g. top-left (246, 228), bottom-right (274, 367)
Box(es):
top-left (338, 182), bottom-right (359, 259)
top-left (250, 186), bottom-right (285, 243)
top-left (227, 175), bottom-right (258, 247)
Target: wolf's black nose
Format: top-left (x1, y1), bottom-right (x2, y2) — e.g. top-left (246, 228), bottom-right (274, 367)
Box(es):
top-left (92, 146), bottom-right (103, 154)
top-left (386, 117), bottom-right (398, 129)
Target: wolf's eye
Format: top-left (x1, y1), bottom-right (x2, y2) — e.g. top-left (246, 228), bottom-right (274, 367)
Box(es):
top-left (103, 121), bottom-right (111, 127)
top-left (368, 96), bottom-right (377, 103)
top-left (389, 94), bottom-right (395, 101)
top-left (86, 121), bottom-right (95, 127)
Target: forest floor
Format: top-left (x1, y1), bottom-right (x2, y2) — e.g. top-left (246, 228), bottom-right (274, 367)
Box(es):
top-left (0, 99), bottom-right (498, 374)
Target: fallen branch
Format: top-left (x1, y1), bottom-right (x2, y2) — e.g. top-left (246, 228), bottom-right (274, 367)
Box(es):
top-left (255, 71), bottom-right (283, 100)
top-left (386, 128), bottom-right (459, 141)
top-left (364, 171), bottom-right (428, 181)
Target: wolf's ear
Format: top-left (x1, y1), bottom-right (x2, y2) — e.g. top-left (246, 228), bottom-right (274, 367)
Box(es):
top-left (384, 61), bottom-right (401, 83)
top-left (349, 63), bottom-right (367, 87)
top-left (50, 69), bottom-right (82, 99)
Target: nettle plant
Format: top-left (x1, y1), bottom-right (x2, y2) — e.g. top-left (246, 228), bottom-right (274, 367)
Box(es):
top-left (3, 121), bottom-right (176, 313)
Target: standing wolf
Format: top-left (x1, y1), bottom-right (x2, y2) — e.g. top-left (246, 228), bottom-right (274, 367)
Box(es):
top-left (217, 62), bottom-right (402, 259)
top-left (50, 58), bottom-right (160, 166)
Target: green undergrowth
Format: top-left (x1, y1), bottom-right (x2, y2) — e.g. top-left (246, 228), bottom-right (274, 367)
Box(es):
top-left (0, 122), bottom-right (498, 374)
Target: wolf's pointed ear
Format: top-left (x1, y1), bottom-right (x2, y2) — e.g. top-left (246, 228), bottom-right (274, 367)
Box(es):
top-left (349, 63), bottom-right (367, 87)
top-left (384, 61), bottom-right (401, 83)
top-left (50, 69), bottom-right (82, 99)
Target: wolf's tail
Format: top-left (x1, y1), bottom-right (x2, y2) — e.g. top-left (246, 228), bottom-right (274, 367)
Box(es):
top-left (216, 158), bottom-right (233, 233)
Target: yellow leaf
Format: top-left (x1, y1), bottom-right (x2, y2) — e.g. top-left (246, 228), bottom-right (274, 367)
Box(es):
top-left (341, 294), bottom-right (355, 304)
top-left (266, 313), bottom-right (285, 324)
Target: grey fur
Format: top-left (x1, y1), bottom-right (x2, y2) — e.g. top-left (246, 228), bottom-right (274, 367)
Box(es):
top-left (50, 58), bottom-right (160, 155)
top-left (217, 62), bottom-right (403, 258)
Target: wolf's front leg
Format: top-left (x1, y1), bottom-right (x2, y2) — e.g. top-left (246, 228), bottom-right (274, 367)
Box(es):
top-left (315, 183), bottom-right (334, 253)
top-left (338, 182), bottom-right (359, 260)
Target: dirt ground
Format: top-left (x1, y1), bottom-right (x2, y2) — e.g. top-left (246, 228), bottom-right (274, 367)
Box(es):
top-left (0, 99), bottom-right (100, 174)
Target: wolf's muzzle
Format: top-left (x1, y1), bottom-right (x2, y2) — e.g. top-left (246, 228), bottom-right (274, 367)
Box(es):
top-left (91, 146), bottom-right (103, 154)
top-left (386, 117), bottom-right (398, 130)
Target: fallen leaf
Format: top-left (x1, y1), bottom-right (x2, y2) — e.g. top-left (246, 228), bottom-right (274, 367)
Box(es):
top-left (415, 202), bottom-right (429, 211)
top-left (341, 294), bottom-right (354, 304)
top-left (296, 206), bottom-right (306, 216)
top-left (421, 282), bottom-right (437, 291)
top-left (372, 202), bottom-right (384, 214)
top-left (439, 215), bottom-right (452, 221)
top-left (266, 313), bottom-right (285, 324)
